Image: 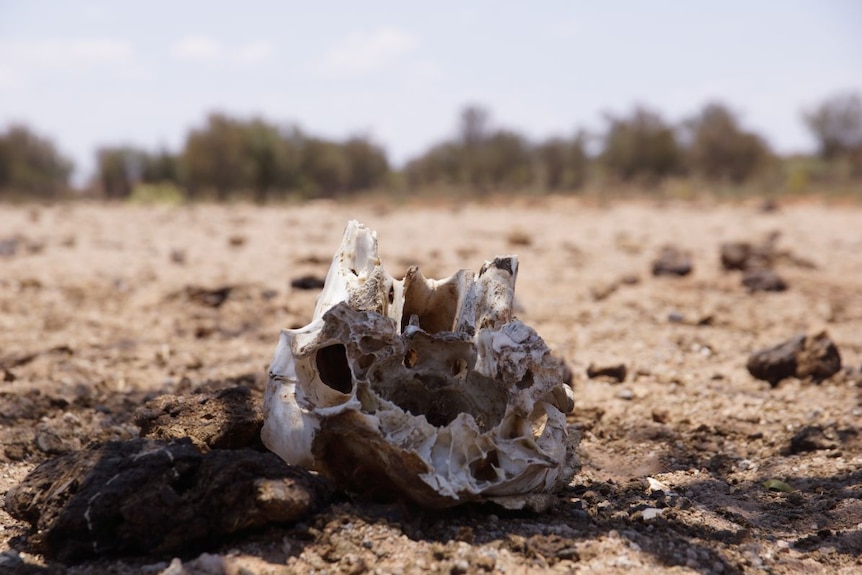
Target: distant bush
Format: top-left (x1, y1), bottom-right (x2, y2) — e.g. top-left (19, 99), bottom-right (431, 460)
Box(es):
top-left (0, 124), bottom-right (73, 199)
top-left (342, 136), bottom-right (391, 193)
top-left (804, 91), bottom-right (862, 178)
top-left (178, 114), bottom-right (389, 201)
top-left (96, 146), bottom-right (182, 199)
top-left (534, 132), bottom-right (588, 191)
top-left (804, 92), bottom-right (862, 160)
top-left (183, 113), bottom-right (251, 201)
top-left (600, 106), bottom-right (681, 183)
top-left (683, 102), bottom-right (772, 183)
top-left (406, 105), bottom-right (538, 191)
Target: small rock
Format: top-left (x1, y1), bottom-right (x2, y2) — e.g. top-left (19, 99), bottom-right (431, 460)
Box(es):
top-left (747, 331), bottom-right (841, 387)
top-left (720, 232), bottom-right (780, 271)
top-left (587, 363), bottom-right (628, 382)
top-left (0, 236), bottom-right (21, 257)
top-left (183, 285), bottom-right (233, 308)
top-left (291, 275), bottom-right (326, 290)
top-left (651, 246), bottom-right (693, 277)
top-left (651, 409), bottom-right (670, 424)
top-left (668, 311), bottom-right (685, 323)
top-left (788, 425), bottom-right (840, 454)
top-left (0, 549), bottom-right (23, 569)
top-left (228, 235), bottom-right (247, 248)
top-left (759, 198), bottom-right (780, 212)
top-left (796, 332), bottom-right (842, 381)
top-left (507, 229), bottom-right (532, 247)
top-left (720, 241), bottom-right (754, 271)
top-left (742, 268), bottom-right (788, 292)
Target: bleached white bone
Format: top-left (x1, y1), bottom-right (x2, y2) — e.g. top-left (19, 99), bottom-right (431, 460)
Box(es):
top-left (262, 220), bottom-right (578, 508)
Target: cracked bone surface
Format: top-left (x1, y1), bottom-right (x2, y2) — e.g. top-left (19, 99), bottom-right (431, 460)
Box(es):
top-left (262, 220), bottom-right (578, 508)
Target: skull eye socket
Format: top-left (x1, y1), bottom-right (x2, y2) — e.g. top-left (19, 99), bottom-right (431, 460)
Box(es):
top-left (316, 344), bottom-right (353, 394)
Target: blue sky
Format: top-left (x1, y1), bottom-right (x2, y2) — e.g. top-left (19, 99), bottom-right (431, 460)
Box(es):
top-left (1, 1), bottom-right (860, 184)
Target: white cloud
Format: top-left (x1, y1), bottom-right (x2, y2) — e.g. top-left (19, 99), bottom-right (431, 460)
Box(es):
top-left (171, 36), bottom-right (222, 62)
top-left (322, 27), bottom-right (418, 75)
top-left (233, 41), bottom-right (275, 66)
top-left (170, 37), bottom-right (275, 67)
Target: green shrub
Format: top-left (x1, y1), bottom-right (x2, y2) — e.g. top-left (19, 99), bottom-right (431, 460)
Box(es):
top-left (128, 182), bottom-right (186, 205)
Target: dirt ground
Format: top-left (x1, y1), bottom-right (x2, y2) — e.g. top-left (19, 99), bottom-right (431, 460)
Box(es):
top-left (1, 196), bottom-right (861, 574)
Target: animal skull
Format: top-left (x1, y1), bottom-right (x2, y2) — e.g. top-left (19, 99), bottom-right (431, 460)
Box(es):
top-left (262, 220), bottom-right (578, 508)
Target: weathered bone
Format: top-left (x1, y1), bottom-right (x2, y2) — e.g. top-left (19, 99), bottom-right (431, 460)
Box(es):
top-left (262, 220), bottom-right (578, 508)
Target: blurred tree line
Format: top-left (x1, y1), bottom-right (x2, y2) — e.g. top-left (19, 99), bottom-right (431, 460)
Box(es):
top-left (0, 125), bottom-right (73, 199)
top-left (1, 91), bottom-right (860, 201)
top-left (96, 113), bottom-right (388, 202)
top-left (408, 101), bottom-right (774, 189)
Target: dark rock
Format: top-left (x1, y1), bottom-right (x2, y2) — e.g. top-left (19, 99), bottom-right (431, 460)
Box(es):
top-left (291, 275), bottom-right (326, 290)
top-left (741, 268), bottom-right (788, 292)
top-left (0, 550), bottom-right (25, 571)
top-left (667, 311), bottom-right (714, 326)
top-left (720, 242), bottom-right (754, 271)
top-left (789, 425), bottom-right (839, 454)
top-left (228, 235), bottom-right (247, 248)
top-left (721, 231), bottom-right (814, 275)
top-left (4, 438), bottom-right (333, 563)
top-left (184, 286), bottom-right (233, 308)
top-left (0, 235), bottom-right (44, 257)
top-left (796, 332), bottom-right (842, 381)
top-left (720, 232), bottom-right (780, 271)
top-left (759, 198), bottom-right (780, 213)
top-left (135, 386), bottom-right (263, 451)
top-left (746, 333), bottom-right (806, 386)
top-left (652, 409), bottom-right (671, 424)
top-left (0, 236), bottom-right (21, 257)
top-left (651, 247), bottom-right (693, 277)
top-left (747, 331), bottom-right (841, 387)
top-left (586, 363), bottom-right (628, 382)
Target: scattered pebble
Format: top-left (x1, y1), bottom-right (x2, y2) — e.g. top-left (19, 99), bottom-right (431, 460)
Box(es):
top-left (291, 275), bottom-right (326, 290)
top-left (742, 268), bottom-right (788, 292)
top-left (587, 363), bottom-right (628, 382)
top-left (651, 246), bottom-right (693, 277)
top-left (747, 331), bottom-right (841, 387)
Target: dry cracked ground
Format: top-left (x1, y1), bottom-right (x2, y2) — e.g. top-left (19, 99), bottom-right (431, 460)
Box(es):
top-left (1, 196), bottom-right (861, 574)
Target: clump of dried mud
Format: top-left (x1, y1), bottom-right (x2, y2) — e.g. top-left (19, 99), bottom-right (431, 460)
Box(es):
top-left (1, 197), bottom-right (861, 574)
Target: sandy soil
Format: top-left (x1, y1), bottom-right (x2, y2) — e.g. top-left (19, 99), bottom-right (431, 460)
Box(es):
top-left (1, 196), bottom-right (861, 574)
